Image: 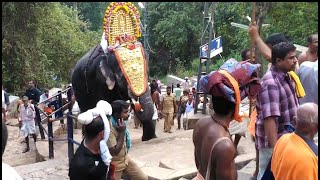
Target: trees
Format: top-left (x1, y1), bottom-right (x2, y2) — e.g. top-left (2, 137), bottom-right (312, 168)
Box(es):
top-left (2, 2), bottom-right (318, 94)
top-left (2, 2), bottom-right (98, 95)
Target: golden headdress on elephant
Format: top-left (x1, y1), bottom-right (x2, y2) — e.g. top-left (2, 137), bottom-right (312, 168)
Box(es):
top-left (103, 2), bottom-right (147, 97)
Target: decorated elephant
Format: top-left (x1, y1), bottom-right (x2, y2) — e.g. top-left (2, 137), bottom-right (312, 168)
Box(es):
top-left (71, 2), bottom-right (156, 141)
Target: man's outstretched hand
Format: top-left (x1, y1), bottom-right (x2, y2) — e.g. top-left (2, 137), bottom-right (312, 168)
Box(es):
top-left (248, 22), bottom-right (259, 42)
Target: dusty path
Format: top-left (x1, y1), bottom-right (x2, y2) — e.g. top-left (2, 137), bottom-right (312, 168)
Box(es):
top-left (4, 116), bottom-right (257, 180)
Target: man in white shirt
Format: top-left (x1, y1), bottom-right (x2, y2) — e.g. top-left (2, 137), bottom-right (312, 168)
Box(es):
top-left (298, 60), bottom-right (318, 105)
top-left (39, 89), bottom-right (50, 107)
top-left (19, 96), bottom-right (37, 153)
top-left (181, 77), bottom-right (191, 91)
top-left (2, 121), bottom-right (23, 180)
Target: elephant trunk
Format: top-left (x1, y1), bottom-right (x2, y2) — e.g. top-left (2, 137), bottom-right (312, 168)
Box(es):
top-left (128, 87), bottom-right (156, 141)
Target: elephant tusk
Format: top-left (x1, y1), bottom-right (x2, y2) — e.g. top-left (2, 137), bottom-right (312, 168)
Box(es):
top-left (131, 98), bottom-right (143, 112)
top-left (131, 98), bottom-right (137, 104)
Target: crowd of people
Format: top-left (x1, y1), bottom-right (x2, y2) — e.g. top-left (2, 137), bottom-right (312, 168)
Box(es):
top-left (2, 23), bottom-right (318, 180)
top-left (192, 23), bottom-right (318, 180)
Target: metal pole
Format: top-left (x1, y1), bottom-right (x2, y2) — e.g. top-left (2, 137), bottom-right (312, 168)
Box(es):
top-left (48, 117), bottom-right (54, 159)
top-left (58, 91), bottom-right (63, 124)
top-left (67, 87), bottom-right (74, 164)
top-left (202, 2), bottom-right (215, 114)
top-left (195, 2), bottom-right (209, 114)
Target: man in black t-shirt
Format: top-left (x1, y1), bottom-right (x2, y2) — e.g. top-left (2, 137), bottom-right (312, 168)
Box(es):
top-left (69, 115), bottom-right (110, 180)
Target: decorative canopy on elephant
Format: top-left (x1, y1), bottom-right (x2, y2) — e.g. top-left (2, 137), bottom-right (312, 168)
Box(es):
top-left (102, 2), bottom-right (147, 97)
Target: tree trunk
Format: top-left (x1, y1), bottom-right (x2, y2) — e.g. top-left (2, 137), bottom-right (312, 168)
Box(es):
top-left (254, 2), bottom-right (272, 77)
top-left (73, 2), bottom-right (78, 21)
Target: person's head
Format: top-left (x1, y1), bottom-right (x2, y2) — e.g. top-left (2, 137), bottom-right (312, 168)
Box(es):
top-left (307, 34), bottom-right (318, 52)
top-left (111, 100), bottom-right (130, 120)
top-left (294, 103), bottom-right (318, 139)
top-left (22, 96), bottom-right (29, 106)
top-left (2, 121), bottom-right (8, 156)
top-left (28, 80), bottom-right (35, 89)
top-left (183, 89), bottom-right (189, 96)
top-left (185, 77), bottom-right (189, 82)
top-left (192, 87), bottom-right (196, 94)
top-left (265, 33), bottom-right (289, 48)
top-left (84, 116), bottom-right (105, 142)
top-left (211, 96), bottom-right (236, 118)
top-left (150, 82), bottom-right (158, 93)
top-left (166, 86), bottom-right (171, 95)
top-left (44, 89), bottom-right (49, 95)
top-left (177, 84), bottom-right (180, 88)
top-left (271, 42), bottom-right (297, 72)
top-left (188, 92), bottom-right (193, 101)
top-left (241, 49), bottom-right (255, 62)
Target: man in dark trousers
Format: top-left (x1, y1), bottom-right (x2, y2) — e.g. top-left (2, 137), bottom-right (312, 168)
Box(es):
top-left (25, 80), bottom-right (45, 140)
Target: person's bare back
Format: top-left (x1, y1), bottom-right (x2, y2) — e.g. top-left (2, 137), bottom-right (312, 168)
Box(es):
top-left (193, 116), bottom-right (237, 180)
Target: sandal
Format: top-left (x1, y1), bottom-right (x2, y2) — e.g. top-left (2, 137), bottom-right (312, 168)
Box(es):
top-left (22, 148), bottom-right (30, 153)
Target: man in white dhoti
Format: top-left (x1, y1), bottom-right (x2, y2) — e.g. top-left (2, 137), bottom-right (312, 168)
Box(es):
top-left (19, 96), bottom-right (37, 153)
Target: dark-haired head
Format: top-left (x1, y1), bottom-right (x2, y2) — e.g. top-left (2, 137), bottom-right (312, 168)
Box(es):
top-left (271, 42), bottom-right (297, 72)
top-left (307, 34), bottom-right (318, 51)
top-left (166, 86), bottom-right (172, 94)
top-left (84, 116), bottom-right (105, 141)
top-left (111, 100), bottom-right (130, 120)
top-left (266, 33), bottom-right (289, 48)
top-left (211, 96), bottom-right (235, 117)
top-left (241, 49), bottom-right (250, 61)
top-left (2, 121), bottom-right (8, 156)
top-left (271, 42), bottom-right (296, 65)
top-left (150, 82), bottom-right (158, 93)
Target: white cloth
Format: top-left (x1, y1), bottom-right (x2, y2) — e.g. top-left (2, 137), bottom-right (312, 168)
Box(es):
top-left (185, 101), bottom-right (194, 113)
top-left (39, 93), bottom-right (50, 106)
top-left (19, 103), bottom-right (37, 137)
top-left (2, 90), bottom-right (7, 110)
top-left (77, 100), bottom-right (113, 166)
top-left (2, 163), bottom-right (23, 180)
top-left (100, 32), bottom-right (108, 53)
top-left (19, 103), bottom-right (35, 122)
top-left (298, 60), bottom-right (318, 105)
top-left (228, 97), bottom-right (250, 136)
top-left (257, 148), bottom-right (273, 180)
top-left (181, 80), bottom-right (191, 90)
top-left (72, 101), bottom-right (80, 115)
top-left (152, 103), bottom-right (158, 120)
top-left (20, 120), bottom-right (36, 137)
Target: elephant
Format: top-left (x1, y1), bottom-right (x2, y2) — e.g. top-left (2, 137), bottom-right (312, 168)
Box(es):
top-left (71, 44), bottom-right (156, 141)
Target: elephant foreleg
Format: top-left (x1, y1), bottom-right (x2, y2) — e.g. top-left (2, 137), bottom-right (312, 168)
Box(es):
top-left (141, 119), bottom-right (157, 141)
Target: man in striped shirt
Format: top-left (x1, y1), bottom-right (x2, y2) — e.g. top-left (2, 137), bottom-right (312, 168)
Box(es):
top-left (255, 42), bottom-right (299, 180)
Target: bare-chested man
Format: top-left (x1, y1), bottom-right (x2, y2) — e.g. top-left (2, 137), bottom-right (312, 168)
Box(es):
top-left (193, 59), bottom-right (261, 180)
top-left (193, 97), bottom-right (237, 180)
top-left (298, 34), bottom-right (318, 65)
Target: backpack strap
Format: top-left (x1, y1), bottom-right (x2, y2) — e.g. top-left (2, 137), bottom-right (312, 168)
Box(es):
top-left (205, 137), bottom-right (232, 180)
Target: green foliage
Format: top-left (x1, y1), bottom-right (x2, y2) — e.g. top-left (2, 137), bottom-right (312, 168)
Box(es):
top-left (2, 2), bottom-right (99, 94)
top-left (2, 2), bottom-right (318, 95)
top-left (147, 2), bottom-right (203, 76)
top-left (263, 2), bottom-right (318, 45)
top-left (63, 2), bottom-right (110, 32)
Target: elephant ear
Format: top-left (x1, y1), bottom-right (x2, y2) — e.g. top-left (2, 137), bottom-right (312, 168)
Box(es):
top-left (99, 59), bottom-right (116, 90)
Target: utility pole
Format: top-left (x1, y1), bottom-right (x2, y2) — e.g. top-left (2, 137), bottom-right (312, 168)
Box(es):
top-left (194, 2), bottom-right (215, 114)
